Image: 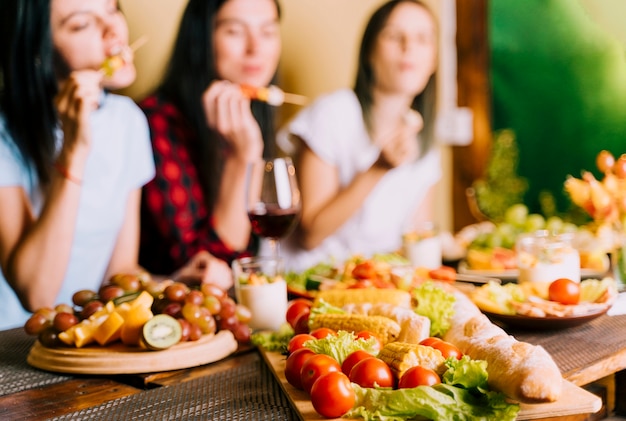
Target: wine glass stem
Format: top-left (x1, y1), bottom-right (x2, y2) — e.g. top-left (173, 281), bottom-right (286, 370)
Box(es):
top-left (267, 238), bottom-right (280, 259)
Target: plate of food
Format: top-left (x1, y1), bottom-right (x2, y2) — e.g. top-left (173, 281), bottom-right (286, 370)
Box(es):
top-left (469, 277), bottom-right (618, 330)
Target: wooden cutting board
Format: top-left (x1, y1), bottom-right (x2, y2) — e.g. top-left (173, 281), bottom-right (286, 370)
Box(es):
top-left (27, 330), bottom-right (238, 375)
top-left (260, 349), bottom-right (602, 421)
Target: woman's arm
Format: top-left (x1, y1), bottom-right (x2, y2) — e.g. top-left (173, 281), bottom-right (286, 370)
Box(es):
top-left (296, 142), bottom-right (387, 250)
top-left (0, 72), bottom-right (99, 312)
top-left (203, 81), bottom-right (264, 251)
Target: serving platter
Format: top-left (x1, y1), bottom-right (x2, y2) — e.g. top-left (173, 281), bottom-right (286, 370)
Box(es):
top-left (27, 329), bottom-right (238, 375)
top-left (259, 348), bottom-right (601, 421)
top-left (458, 261), bottom-right (609, 282)
top-left (481, 306), bottom-right (610, 330)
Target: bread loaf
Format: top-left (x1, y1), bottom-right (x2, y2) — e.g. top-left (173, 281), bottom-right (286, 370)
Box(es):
top-left (443, 289), bottom-right (562, 403)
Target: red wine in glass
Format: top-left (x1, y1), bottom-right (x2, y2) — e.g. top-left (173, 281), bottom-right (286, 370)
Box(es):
top-left (248, 205), bottom-right (299, 239)
top-left (246, 157), bottom-right (301, 258)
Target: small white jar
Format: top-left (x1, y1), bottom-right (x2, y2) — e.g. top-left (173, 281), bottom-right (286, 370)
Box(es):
top-left (516, 230), bottom-right (581, 284)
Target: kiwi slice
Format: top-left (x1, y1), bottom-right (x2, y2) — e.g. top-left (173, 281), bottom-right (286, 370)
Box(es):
top-left (141, 314), bottom-right (182, 351)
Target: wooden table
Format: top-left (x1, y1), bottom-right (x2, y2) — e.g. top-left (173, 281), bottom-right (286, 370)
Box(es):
top-left (1, 314), bottom-right (625, 420)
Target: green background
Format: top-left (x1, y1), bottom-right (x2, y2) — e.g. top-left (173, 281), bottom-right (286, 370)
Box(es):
top-left (490, 0), bottom-right (626, 215)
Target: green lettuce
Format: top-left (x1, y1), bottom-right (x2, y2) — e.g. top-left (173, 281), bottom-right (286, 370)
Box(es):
top-left (304, 330), bottom-right (379, 364)
top-left (347, 382), bottom-right (519, 421)
top-left (250, 323), bottom-right (294, 354)
top-left (347, 355), bottom-right (518, 421)
top-left (413, 282), bottom-right (456, 337)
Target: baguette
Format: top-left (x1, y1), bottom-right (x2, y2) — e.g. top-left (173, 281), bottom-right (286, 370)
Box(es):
top-left (443, 290), bottom-right (562, 403)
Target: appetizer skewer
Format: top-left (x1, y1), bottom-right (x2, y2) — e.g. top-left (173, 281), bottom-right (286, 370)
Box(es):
top-left (239, 84), bottom-right (308, 107)
top-left (100, 35), bottom-right (149, 77)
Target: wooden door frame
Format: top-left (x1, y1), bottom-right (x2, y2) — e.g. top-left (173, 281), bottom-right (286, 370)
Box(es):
top-left (452, 0), bottom-right (491, 232)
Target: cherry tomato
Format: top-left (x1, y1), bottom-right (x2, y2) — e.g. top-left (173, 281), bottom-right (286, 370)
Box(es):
top-left (349, 357), bottom-right (394, 388)
top-left (301, 354), bottom-right (341, 393)
top-left (355, 331), bottom-right (382, 352)
top-left (293, 311), bottom-right (310, 334)
top-left (614, 154), bottom-right (626, 179)
top-left (284, 348), bottom-right (315, 390)
top-left (286, 299), bottom-right (313, 329)
top-left (428, 266), bottom-right (456, 282)
top-left (548, 278), bottom-right (580, 305)
top-left (310, 372), bottom-right (356, 418)
top-left (351, 261), bottom-right (378, 280)
top-left (287, 333), bottom-right (316, 354)
top-left (419, 337), bottom-right (442, 347)
top-left (397, 366), bottom-right (441, 388)
top-left (341, 350), bottom-right (374, 376)
top-left (430, 340), bottom-right (463, 360)
top-left (310, 327), bottom-right (336, 340)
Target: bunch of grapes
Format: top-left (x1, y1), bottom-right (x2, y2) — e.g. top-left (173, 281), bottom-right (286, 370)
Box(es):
top-left (24, 273), bottom-right (253, 347)
top-left (469, 203), bottom-right (578, 251)
top-left (151, 282), bottom-right (252, 344)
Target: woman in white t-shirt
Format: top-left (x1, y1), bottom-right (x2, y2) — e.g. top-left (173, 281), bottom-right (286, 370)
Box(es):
top-left (278, 0), bottom-right (440, 271)
top-left (0, 0), bottom-right (230, 330)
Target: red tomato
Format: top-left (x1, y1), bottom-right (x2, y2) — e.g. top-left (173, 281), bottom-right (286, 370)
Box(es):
top-left (341, 350), bottom-right (374, 376)
top-left (284, 348), bottom-right (315, 390)
top-left (301, 354), bottom-right (341, 394)
top-left (287, 333), bottom-right (316, 354)
top-left (293, 311), bottom-right (310, 335)
top-left (355, 331), bottom-right (382, 352)
top-left (286, 299), bottom-right (312, 329)
top-left (397, 366), bottom-right (441, 388)
top-left (428, 266), bottom-right (456, 282)
top-left (351, 261), bottom-right (377, 280)
top-left (310, 372), bottom-right (356, 418)
top-left (310, 327), bottom-right (336, 340)
top-left (419, 337), bottom-right (442, 347)
top-left (548, 278), bottom-right (580, 305)
top-left (429, 340), bottom-right (463, 360)
top-left (349, 357), bottom-right (394, 388)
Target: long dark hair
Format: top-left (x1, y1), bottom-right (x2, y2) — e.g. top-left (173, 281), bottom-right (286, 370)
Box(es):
top-left (156, 0), bottom-right (281, 212)
top-left (0, 0), bottom-right (58, 184)
top-left (353, 0), bottom-right (438, 154)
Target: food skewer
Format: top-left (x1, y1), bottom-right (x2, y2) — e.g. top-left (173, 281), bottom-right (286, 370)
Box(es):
top-left (239, 84), bottom-right (308, 107)
top-left (100, 35), bottom-right (149, 77)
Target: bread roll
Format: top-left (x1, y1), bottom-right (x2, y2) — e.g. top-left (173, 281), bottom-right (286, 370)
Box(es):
top-left (443, 289), bottom-right (562, 403)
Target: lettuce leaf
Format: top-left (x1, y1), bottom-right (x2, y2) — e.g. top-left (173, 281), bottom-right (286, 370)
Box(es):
top-left (347, 383), bottom-right (519, 421)
top-left (413, 282), bottom-right (456, 337)
top-left (250, 323), bottom-right (294, 353)
top-left (442, 356), bottom-right (488, 390)
top-left (304, 330), bottom-right (379, 364)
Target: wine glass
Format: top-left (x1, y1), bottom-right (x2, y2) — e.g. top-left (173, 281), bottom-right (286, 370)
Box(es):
top-left (246, 157), bottom-right (301, 258)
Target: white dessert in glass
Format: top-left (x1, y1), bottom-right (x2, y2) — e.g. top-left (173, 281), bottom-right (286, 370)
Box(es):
top-left (232, 257), bottom-right (287, 331)
top-left (403, 221), bottom-right (442, 269)
top-left (516, 231), bottom-right (581, 284)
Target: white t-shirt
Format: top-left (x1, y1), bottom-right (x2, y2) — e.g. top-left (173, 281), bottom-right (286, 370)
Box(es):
top-left (0, 93), bottom-right (155, 329)
top-left (277, 89), bottom-right (442, 272)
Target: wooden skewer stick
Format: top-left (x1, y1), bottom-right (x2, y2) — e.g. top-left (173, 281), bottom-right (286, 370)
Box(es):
top-left (129, 35), bottom-right (149, 52)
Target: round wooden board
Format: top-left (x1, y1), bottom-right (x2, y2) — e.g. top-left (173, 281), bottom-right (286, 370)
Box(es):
top-left (27, 330), bottom-right (238, 374)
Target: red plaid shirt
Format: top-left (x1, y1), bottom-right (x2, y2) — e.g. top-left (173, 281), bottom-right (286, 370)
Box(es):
top-left (139, 95), bottom-right (256, 275)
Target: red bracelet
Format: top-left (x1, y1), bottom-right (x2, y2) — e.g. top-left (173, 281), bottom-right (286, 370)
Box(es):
top-left (53, 163), bottom-right (82, 185)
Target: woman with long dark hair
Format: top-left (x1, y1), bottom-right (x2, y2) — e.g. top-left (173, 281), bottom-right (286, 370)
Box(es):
top-left (0, 0), bottom-right (230, 330)
top-left (139, 0), bottom-right (281, 274)
top-left (278, 0), bottom-right (440, 271)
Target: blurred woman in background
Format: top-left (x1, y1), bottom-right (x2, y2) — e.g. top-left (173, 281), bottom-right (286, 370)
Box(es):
top-left (139, 0), bottom-right (282, 274)
top-left (278, 0), bottom-right (440, 271)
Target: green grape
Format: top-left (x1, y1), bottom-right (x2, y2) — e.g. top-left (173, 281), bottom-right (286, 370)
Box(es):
top-left (486, 232), bottom-right (503, 248)
top-left (562, 222), bottom-right (579, 233)
top-left (524, 213), bottom-right (546, 232)
top-left (504, 203), bottom-right (529, 227)
top-left (545, 216), bottom-right (564, 234)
